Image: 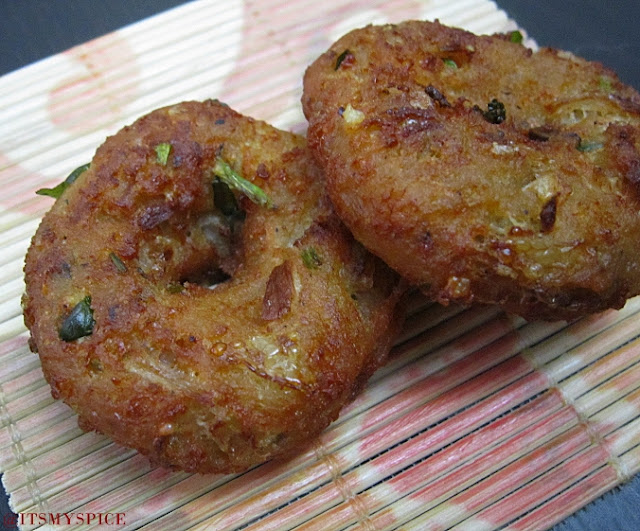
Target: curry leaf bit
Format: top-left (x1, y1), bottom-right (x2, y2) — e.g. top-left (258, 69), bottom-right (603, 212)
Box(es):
top-left (577, 140), bottom-right (604, 152)
top-left (301, 247), bottom-right (323, 269)
top-left (155, 142), bottom-right (172, 165)
top-left (36, 163), bottom-right (90, 199)
top-left (482, 99), bottom-right (506, 124)
top-left (109, 252), bottom-right (128, 273)
top-left (443, 58), bottom-right (458, 69)
top-left (509, 30), bottom-right (524, 44)
top-left (59, 296), bottom-right (95, 342)
top-left (335, 49), bottom-right (352, 70)
top-left (212, 158), bottom-right (273, 208)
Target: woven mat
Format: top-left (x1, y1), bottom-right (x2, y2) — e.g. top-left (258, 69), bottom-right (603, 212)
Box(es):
top-left (1, 0), bottom-right (639, 529)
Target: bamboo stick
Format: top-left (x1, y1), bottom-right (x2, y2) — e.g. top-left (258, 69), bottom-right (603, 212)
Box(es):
top-left (508, 467), bottom-right (620, 531)
top-left (448, 445), bottom-right (612, 530)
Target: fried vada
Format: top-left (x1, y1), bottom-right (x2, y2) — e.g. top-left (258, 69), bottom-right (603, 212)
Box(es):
top-left (23, 100), bottom-right (404, 473)
top-left (302, 20), bottom-right (640, 320)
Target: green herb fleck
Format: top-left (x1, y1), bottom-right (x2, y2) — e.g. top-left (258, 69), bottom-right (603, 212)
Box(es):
top-left (509, 30), bottom-right (524, 44)
top-left (212, 98), bottom-right (230, 108)
top-left (577, 140), bottom-right (604, 152)
top-left (59, 296), bottom-right (95, 342)
top-left (213, 178), bottom-right (243, 217)
top-left (443, 58), bottom-right (458, 69)
top-left (212, 158), bottom-right (273, 208)
top-left (482, 99), bottom-right (506, 124)
top-left (109, 252), bottom-right (128, 273)
top-left (598, 76), bottom-right (613, 93)
top-left (335, 49), bottom-right (351, 70)
top-left (155, 142), bottom-right (172, 165)
top-left (301, 247), bottom-right (323, 269)
top-left (166, 282), bottom-right (185, 294)
top-left (36, 163), bottom-right (90, 199)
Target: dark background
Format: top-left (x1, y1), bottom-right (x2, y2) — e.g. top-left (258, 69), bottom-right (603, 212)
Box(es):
top-left (1, 1), bottom-right (639, 530)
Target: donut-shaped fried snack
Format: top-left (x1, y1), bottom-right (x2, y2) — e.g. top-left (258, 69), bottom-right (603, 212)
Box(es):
top-left (302, 21), bottom-right (640, 320)
top-left (23, 100), bottom-right (403, 473)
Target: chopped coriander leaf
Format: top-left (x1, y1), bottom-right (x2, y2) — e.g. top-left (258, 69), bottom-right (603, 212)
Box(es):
top-left (482, 99), bottom-right (506, 124)
top-left (443, 58), bottom-right (458, 69)
top-left (155, 142), bottom-right (172, 165)
top-left (36, 163), bottom-right (90, 199)
top-left (109, 252), bottom-right (128, 273)
top-left (509, 30), bottom-right (524, 44)
top-left (301, 247), bottom-right (322, 269)
top-left (212, 158), bottom-right (273, 208)
top-left (577, 140), bottom-right (604, 152)
top-left (335, 49), bottom-right (351, 70)
top-left (59, 296), bottom-right (95, 342)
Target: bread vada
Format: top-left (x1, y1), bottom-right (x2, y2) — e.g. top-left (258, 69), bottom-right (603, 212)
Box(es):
top-left (23, 100), bottom-right (403, 473)
top-left (302, 20), bottom-right (640, 320)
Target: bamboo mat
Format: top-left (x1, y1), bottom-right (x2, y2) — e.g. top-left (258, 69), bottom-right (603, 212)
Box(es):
top-left (1, 0), bottom-right (639, 529)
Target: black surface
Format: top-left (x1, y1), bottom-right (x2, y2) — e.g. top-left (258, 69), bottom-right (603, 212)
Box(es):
top-left (1, 1), bottom-right (639, 530)
top-left (0, 0), bottom-right (185, 77)
top-left (498, 0), bottom-right (640, 91)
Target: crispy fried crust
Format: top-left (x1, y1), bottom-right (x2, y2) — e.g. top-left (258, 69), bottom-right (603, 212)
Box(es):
top-left (302, 21), bottom-right (640, 320)
top-left (23, 100), bottom-right (403, 473)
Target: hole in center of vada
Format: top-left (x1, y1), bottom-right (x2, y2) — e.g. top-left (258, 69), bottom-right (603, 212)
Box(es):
top-left (138, 179), bottom-right (246, 292)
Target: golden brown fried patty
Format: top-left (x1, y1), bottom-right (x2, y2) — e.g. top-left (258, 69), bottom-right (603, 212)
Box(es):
top-left (303, 21), bottom-right (640, 320)
top-left (23, 100), bottom-right (403, 473)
